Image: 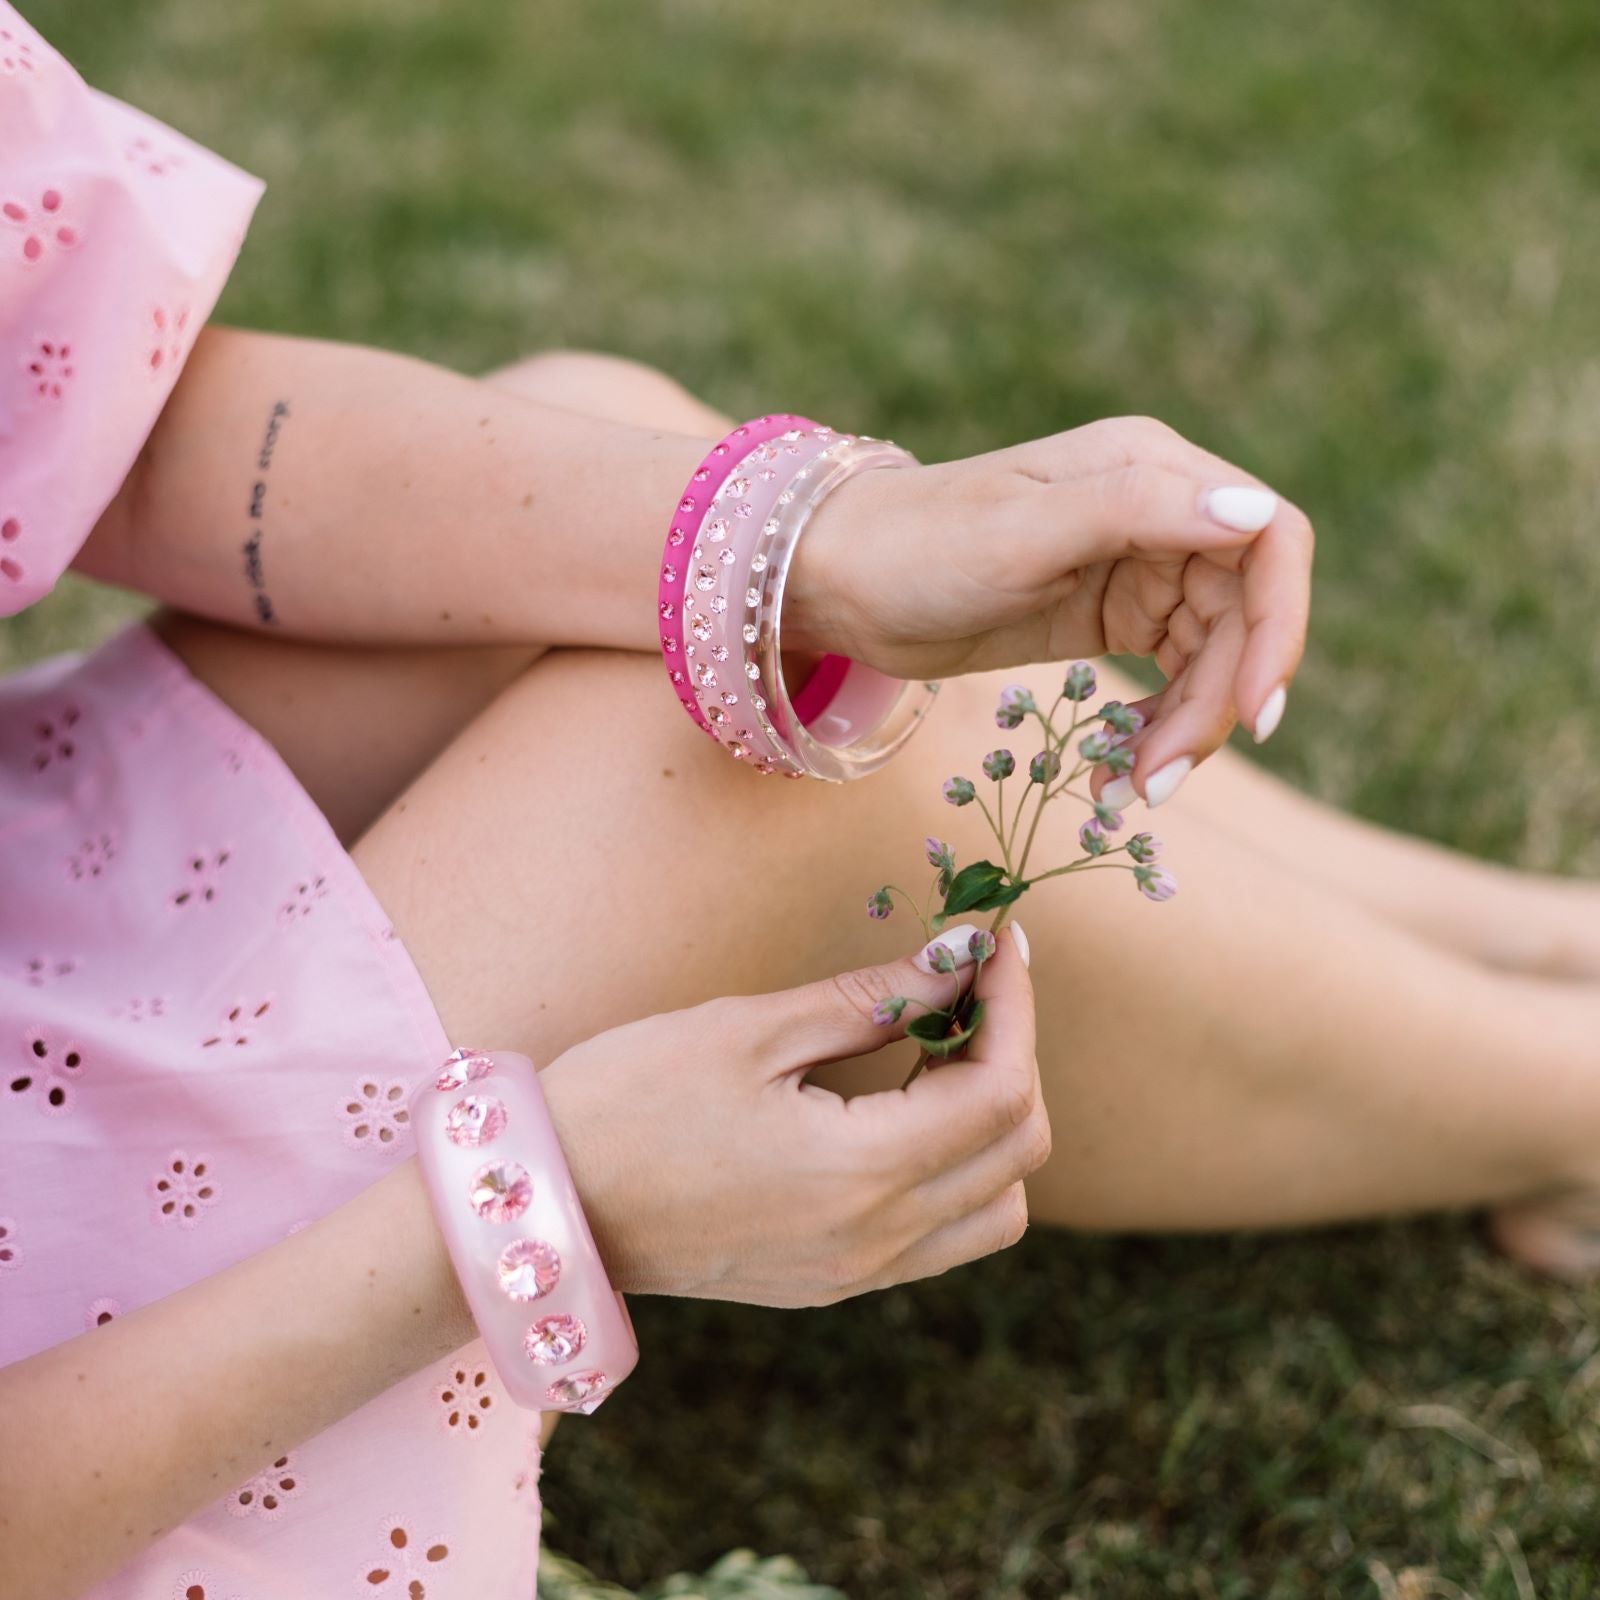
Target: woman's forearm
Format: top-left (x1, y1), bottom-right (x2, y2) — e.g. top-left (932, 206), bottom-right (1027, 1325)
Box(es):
top-left (0, 1156), bottom-right (477, 1600)
top-left (75, 326), bottom-right (713, 651)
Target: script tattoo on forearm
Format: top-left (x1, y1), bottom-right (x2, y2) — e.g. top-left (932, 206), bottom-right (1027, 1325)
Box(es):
top-left (242, 400), bottom-right (289, 625)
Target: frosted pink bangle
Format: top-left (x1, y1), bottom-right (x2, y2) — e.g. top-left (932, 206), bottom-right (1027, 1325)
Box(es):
top-left (410, 1048), bottom-right (638, 1414)
top-left (658, 414), bottom-right (817, 739)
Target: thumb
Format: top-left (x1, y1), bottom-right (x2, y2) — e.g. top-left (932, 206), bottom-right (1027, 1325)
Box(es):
top-left (754, 922), bottom-right (1001, 1078)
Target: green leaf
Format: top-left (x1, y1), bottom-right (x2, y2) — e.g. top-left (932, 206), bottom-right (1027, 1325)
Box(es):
top-left (931, 878), bottom-right (1029, 929)
top-left (905, 999), bottom-right (986, 1058)
top-left (939, 861), bottom-right (1008, 916)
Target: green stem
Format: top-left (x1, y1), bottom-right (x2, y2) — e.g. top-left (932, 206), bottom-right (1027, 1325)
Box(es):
top-left (883, 882), bottom-right (930, 937)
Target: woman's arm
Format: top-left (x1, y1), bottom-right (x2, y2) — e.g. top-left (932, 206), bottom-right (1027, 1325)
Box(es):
top-left (0, 938), bottom-right (1041, 1600)
top-left (0, 1157), bottom-right (476, 1600)
top-left (76, 326), bottom-right (711, 651)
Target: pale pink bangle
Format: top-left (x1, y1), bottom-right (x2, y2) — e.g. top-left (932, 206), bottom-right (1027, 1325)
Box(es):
top-left (410, 1048), bottom-right (638, 1414)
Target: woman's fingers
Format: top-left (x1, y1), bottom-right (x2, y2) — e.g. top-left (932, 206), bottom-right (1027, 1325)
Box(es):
top-left (865, 1181), bottom-right (1032, 1290)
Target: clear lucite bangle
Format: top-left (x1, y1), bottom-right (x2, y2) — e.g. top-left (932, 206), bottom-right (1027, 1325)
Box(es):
top-left (751, 436), bottom-right (940, 782)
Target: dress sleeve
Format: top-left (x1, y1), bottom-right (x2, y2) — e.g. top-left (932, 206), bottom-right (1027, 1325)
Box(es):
top-left (0, 1), bottom-right (263, 616)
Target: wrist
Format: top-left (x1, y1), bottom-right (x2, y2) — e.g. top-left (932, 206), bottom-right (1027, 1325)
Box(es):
top-left (781, 468), bottom-right (898, 661)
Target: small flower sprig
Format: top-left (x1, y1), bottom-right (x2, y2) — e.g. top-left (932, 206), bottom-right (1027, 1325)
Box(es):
top-left (865, 663), bottom-right (1178, 1085)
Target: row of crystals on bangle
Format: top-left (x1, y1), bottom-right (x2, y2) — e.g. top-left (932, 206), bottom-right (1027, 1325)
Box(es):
top-left (658, 416), bottom-right (924, 777)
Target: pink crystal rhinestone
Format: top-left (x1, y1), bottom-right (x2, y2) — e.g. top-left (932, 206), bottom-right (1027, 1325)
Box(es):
top-left (710, 644), bottom-right (729, 661)
top-left (693, 468), bottom-right (710, 482)
top-left (661, 564), bottom-right (678, 583)
top-left (658, 601), bottom-right (675, 620)
top-left (690, 612), bottom-right (713, 641)
top-left (497, 1238), bottom-right (561, 1301)
top-left (545, 1370), bottom-right (609, 1412)
top-left (722, 476), bottom-right (750, 498)
top-left (694, 565), bottom-right (717, 591)
top-left (445, 1094), bottom-right (508, 1148)
top-left (436, 1049), bottom-right (494, 1091)
top-left (468, 1160), bottom-right (532, 1223)
top-left (524, 1313), bottom-right (586, 1365)
top-left (694, 662), bottom-right (717, 687)
top-left (728, 741), bottom-right (748, 759)
top-left (678, 497), bottom-right (697, 514)
top-left (710, 595), bottom-right (727, 614)
top-left (720, 691), bottom-right (739, 706)
top-left (718, 547), bottom-right (735, 565)
top-left (733, 502), bottom-right (753, 519)
top-left (704, 517), bottom-right (730, 542)
top-left (667, 527), bottom-right (685, 547)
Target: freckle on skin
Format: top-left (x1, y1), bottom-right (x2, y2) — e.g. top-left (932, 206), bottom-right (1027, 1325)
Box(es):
top-left (662, 768), bottom-right (674, 778)
top-left (440, 611), bottom-right (452, 622)
top-left (478, 417), bottom-right (489, 427)
top-left (520, 492), bottom-right (533, 508)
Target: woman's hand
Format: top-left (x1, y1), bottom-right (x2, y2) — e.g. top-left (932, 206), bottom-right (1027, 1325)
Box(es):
top-left (788, 415), bottom-right (1313, 796)
top-left (539, 928), bottom-right (1044, 1307)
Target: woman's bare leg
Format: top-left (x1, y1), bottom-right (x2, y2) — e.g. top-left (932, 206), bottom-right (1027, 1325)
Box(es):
top-left (341, 645), bottom-right (1600, 1236)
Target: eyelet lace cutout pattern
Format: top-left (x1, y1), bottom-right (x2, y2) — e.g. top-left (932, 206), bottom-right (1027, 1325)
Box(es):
top-left (359, 1520), bottom-right (451, 1596)
top-left (171, 848), bottom-right (231, 908)
top-left (31, 702), bottom-right (80, 769)
top-left (149, 1150), bottom-right (218, 1228)
top-left (114, 995), bottom-right (166, 1022)
top-left (0, 1217), bottom-right (20, 1271)
top-left (226, 1451), bottom-right (300, 1520)
top-left (3, 188), bottom-right (79, 264)
top-left (278, 874), bottom-right (329, 925)
top-left (22, 954), bottom-right (76, 987)
top-left (148, 304), bottom-right (190, 373)
top-left (1, 513), bottom-right (23, 584)
top-left (24, 334), bottom-right (74, 398)
top-left (124, 134), bottom-right (186, 177)
top-left (172, 1571), bottom-right (247, 1600)
top-left (66, 832), bottom-right (116, 882)
top-left (337, 1076), bottom-right (412, 1153)
top-left (85, 1296), bottom-right (123, 1329)
top-left (201, 997), bottom-right (272, 1049)
top-left (11, 1030), bottom-right (85, 1116)
top-left (0, 23), bottom-right (38, 75)
top-left (436, 1364), bottom-right (497, 1436)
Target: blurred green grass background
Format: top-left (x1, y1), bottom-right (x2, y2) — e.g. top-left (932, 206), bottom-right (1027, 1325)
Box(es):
top-left (18, 0), bottom-right (1600, 1593)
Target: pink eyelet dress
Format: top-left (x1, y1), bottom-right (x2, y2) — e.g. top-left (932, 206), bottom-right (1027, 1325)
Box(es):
top-left (0, 6), bottom-right (545, 1595)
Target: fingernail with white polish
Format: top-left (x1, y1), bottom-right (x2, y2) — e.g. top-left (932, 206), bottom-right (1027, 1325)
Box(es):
top-left (913, 923), bottom-right (982, 974)
top-left (1010, 921), bottom-right (1031, 969)
top-left (1253, 684), bottom-right (1287, 743)
top-left (1144, 756), bottom-right (1193, 808)
top-left (1100, 775), bottom-right (1137, 809)
top-left (1202, 486), bottom-right (1279, 534)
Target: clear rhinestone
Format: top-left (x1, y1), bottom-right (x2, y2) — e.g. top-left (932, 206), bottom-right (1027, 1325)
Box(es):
top-left (436, 1049), bottom-right (494, 1090)
top-left (678, 497), bottom-right (697, 515)
top-left (721, 691), bottom-right (739, 706)
top-left (445, 1094), bottom-right (508, 1147)
top-left (758, 467), bottom-right (777, 482)
top-left (661, 564), bottom-right (678, 583)
top-left (762, 518), bottom-right (780, 536)
top-left (497, 1238), bottom-right (561, 1301)
top-left (524, 1313), bottom-right (586, 1365)
top-left (737, 727), bottom-right (753, 740)
top-left (658, 601), bottom-right (675, 621)
top-left (751, 552), bottom-right (768, 572)
top-left (694, 662), bottom-right (717, 688)
top-left (752, 694), bottom-right (767, 711)
top-left (694, 565), bottom-right (717, 591)
top-left (728, 741), bottom-right (748, 759)
top-left (705, 518), bottom-right (730, 543)
top-left (722, 476), bottom-right (750, 498)
top-left (754, 443), bottom-right (778, 463)
top-left (734, 502), bottom-right (754, 519)
top-left (710, 644), bottom-right (729, 661)
top-left (742, 623), bottom-right (758, 644)
top-left (684, 643), bottom-right (696, 657)
top-left (778, 490), bottom-right (795, 505)
top-left (718, 547), bottom-right (735, 565)
top-left (795, 468), bottom-right (810, 480)
top-left (690, 612), bottom-right (713, 641)
top-left (667, 527), bottom-right (686, 547)
top-left (710, 595), bottom-right (728, 614)
top-left (706, 705), bottom-right (727, 724)
top-left (468, 1160), bottom-right (532, 1223)
top-left (545, 1370), bottom-right (609, 1412)
top-left (783, 443), bottom-right (802, 455)
top-left (782, 429), bottom-right (803, 441)
top-left (745, 587), bottom-right (761, 607)
top-left (745, 662), bottom-right (760, 679)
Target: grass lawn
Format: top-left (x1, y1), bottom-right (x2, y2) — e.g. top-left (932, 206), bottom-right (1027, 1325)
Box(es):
top-left (19, 0), bottom-right (1600, 1593)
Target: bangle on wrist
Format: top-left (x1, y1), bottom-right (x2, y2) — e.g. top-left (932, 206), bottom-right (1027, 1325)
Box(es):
top-left (409, 1048), bottom-right (638, 1414)
top-left (657, 415), bottom-right (938, 780)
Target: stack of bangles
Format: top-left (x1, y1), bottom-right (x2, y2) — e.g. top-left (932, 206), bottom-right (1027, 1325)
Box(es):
top-left (412, 416), bottom-right (937, 1414)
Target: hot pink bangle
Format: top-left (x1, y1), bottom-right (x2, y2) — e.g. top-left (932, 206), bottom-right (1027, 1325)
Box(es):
top-left (657, 415), bottom-right (819, 740)
top-left (409, 1048), bottom-right (638, 1414)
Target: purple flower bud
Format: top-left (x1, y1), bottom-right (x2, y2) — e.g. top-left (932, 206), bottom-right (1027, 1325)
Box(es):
top-left (1104, 744), bottom-right (1135, 776)
top-left (866, 887), bottom-right (894, 920)
top-left (1098, 700), bottom-right (1145, 736)
top-left (872, 996), bottom-right (907, 1026)
top-left (1063, 662), bottom-right (1097, 702)
top-left (1135, 864), bottom-right (1178, 902)
top-left (942, 776), bottom-right (977, 806)
top-left (1127, 832), bottom-right (1162, 864)
top-left (1028, 749), bottom-right (1061, 785)
top-left (967, 929), bottom-right (997, 963)
top-left (925, 941), bottom-right (958, 974)
top-left (1093, 802), bottom-right (1125, 831)
top-left (925, 837), bottom-right (954, 870)
top-left (999, 683), bottom-right (1037, 714)
top-left (995, 705), bottom-right (1024, 730)
top-left (982, 748), bottom-right (1016, 781)
top-left (1079, 816), bottom-right (1110, 856)
top-left (1078, 730), bottom-right (1115, 764)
